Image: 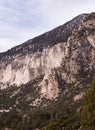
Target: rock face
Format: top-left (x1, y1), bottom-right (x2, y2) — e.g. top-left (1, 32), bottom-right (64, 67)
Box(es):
top-left (0, 42), bottom-right (66, 85)
top-left (0, 13), bottom-right (95, 99)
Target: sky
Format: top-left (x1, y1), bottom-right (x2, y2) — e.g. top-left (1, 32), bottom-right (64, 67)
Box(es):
top-left (0, 0), bottom-right (95, 52)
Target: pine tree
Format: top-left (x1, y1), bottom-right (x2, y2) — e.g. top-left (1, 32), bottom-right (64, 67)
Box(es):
top-left (80, 81), bottom-right (95, 130)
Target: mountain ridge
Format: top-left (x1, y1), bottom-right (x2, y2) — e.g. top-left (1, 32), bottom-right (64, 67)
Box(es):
top-left (0, 14), bottom-right (86, 62)
top-left (0, 12), bottom-right (95, 130)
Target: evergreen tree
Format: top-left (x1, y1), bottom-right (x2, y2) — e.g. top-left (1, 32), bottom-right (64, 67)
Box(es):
top-left (80, 81), bottom-right (95, 130)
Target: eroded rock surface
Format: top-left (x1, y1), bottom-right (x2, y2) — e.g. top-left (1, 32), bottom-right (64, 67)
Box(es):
top-left (0, 13), bottom-right (95, 99)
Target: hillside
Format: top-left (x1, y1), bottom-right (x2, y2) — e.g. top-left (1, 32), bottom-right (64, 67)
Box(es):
top-left (0, 12), bottom-right (95, 130)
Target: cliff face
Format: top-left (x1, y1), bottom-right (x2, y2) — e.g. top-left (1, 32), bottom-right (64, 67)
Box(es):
top-left (0, 42), bottom-right (66, 85)
top-left (0, 14), bottom-right (86, 97)
top-left (0, 13), bottom-right (95, 100)
top-left (0, 12), bottom-right (95, 130)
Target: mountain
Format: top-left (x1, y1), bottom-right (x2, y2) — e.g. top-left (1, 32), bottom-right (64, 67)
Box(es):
top-left (0, 12), bottom-right (95, 130)
top-left (0, 14), bottom-right (86, 97)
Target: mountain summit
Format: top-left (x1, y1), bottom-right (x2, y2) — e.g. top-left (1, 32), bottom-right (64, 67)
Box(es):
top-left (0, 12), bottom-right (95, 130)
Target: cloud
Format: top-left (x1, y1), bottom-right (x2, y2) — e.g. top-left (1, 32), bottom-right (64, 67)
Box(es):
top-left (0, 0), bottom-right (95, 52)
top-left (37, 0), bottom-right (95, 26)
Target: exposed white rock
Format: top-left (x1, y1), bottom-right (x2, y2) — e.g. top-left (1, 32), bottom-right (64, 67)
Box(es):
top-left (3, 64), bottom-right (11, 82)
top-left (0, 43), bottom-right (66, 93)
top-left (0, 109), bottom-right (10, 113)
top-left (40, 70), bottom-right (59, 99)
top-left (73, 93), bottom-right (84, 101)
top-left (87, 35), bottom-right (95, 48)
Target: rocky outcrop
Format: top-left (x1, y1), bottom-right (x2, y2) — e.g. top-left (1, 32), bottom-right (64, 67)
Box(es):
top-left (0, 13), bottom-right (95, 99)
top-left (0, 43), bottom-right (66, 87)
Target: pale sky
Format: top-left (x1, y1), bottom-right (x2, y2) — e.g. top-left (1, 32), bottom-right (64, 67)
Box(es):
top-left (0, 0), bottom-right (95, 52)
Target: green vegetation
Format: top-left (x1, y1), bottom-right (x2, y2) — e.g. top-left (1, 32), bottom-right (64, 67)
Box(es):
top-left (0, 81), bottom-right (95, 130)
top-left (80, 81), bottom-right (95, 130)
